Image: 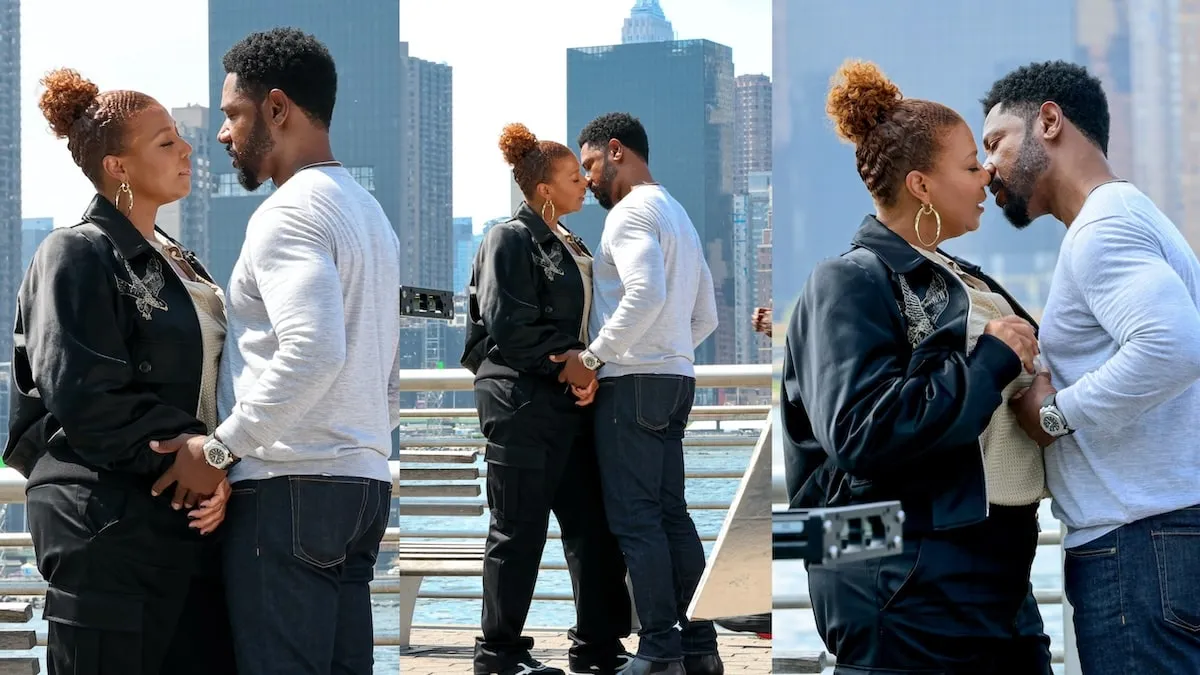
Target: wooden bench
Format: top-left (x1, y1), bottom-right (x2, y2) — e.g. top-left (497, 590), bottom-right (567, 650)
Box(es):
top-left (0, 602), bottom-right (39, 674)
top-left (771, 650), bottom-right (827, 674)
top-left (395, 448), bottom-right (487, 647)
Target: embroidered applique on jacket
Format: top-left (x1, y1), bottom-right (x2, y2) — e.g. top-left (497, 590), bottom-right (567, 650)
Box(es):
top-left (116, 257), bottom-right (169, 320)
top-left (896, 271), bottom-right (949, 348)
top-left (533, 242), bottom-right (565, 281)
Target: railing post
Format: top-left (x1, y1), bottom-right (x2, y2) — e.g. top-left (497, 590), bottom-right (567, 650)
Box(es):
top-left (1061, 520), bottom-right (1080, 675)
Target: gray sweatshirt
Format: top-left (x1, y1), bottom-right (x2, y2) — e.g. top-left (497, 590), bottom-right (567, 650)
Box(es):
top-left (216, 166), bottom-right (402, 484)
top-left (587, 184), bottom-right (718, 379)
top-left (1041, 181), bottom-right (1200, 547)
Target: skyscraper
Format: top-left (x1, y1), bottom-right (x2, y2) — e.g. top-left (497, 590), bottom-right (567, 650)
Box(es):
top-left (452, 216), bottom-right (474, 295)
top-left (566, 38), bottom-right (735, 366)
top-left (621, 0), bottom-right (674, 44)
top-left (0, 0), bottom-right (20, 360)
top-left (1129, 0), bottom-right (1184, 226)
top-left (734, 74), bottom-right (772, 195)
top-left (403, 53), bottom-right (454, 291)
top-left (157, 105), bottom-right (212, 261)
top-left (206, 0), bottom-right (407, 286)
top-left (1176, 0), bottom-right (1200, 249)
top-left (21, 218), bottom-right (52, 273)
top-left (1076, 0), bottom-right (1135, 182)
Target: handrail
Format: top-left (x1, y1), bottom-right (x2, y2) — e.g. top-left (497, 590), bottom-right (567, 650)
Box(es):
top-left (395, 364), bottom-right (772, 391)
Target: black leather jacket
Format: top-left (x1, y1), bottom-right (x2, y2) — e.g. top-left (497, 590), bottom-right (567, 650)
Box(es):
top-left (782, 216), bottom-right (1036, 533)
top-left (5, 196), bottom-right (213, 491)
top-left (461, 203), bottom-right (589, 382)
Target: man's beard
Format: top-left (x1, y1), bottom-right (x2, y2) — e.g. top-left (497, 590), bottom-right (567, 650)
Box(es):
top-left (993, 130), bottom-right (1049, 229)
top-left (590, 158), bottom-right (619, 210)
top-left (228, 115), bottom-right (275, 191)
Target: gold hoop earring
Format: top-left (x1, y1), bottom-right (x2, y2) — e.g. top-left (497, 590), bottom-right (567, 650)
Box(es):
top-left (114, 182), bottom-right (134, 215)
top-left (540, 199), bottom-right (556, 225)
top-left (915, 202), bottom-right (941, 247)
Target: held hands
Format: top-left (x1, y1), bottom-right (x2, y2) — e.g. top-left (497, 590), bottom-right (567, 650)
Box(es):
top-left (187, 479), bottom-right (231, 535)
top-left (984, 316), bottom-right (1039, 374)
top-left (549, 350), bottom-right (598, 406)
top-left (149, 434), bottom-right (227, 511)
top-left (1010, 371), bottom-right (1058, 448)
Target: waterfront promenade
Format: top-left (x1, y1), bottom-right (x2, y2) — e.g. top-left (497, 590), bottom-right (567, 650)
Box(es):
top-left (0, 364), bottom-right (774, 673)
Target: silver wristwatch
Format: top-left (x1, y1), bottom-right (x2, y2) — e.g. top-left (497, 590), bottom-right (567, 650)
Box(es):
top-left (580, 349), bottom-right (604, 371)
top-left (1039, 393), bottom-right (1074, 438)
top-left (202, 435), bottom-right (238, 470)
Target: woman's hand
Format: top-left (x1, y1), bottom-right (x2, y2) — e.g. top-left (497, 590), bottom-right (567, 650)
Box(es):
top-left (572, 379), bottom-right (599, 406)
top-left (984, 315), bottom-right (1039, 373)
top-left (188, 479), bottom-right (231, 535)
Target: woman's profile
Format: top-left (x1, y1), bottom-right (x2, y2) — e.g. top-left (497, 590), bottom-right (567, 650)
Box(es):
top-left (4, 68), bottom-right (236, 674)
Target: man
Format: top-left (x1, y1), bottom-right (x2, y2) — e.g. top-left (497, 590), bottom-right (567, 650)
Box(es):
top-left (153, 28), bottom-right (402, 674)
top-left (982, 61), bottom-right (1200, 673)
top-left (558, 112), bottom-right (722, 675)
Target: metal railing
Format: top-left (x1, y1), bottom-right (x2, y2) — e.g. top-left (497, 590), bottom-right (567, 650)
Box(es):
top-left (0, 364), bottom-right (773, 655)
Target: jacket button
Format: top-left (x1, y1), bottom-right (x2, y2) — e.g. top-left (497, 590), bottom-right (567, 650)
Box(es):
top-left (545, 306), bottom-right (554, 314)
top-left (138, 361), bottom-right (152, 374)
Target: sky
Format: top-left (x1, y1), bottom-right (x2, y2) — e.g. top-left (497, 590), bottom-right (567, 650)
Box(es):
top-left (18, 0), bottom-right (770, 231)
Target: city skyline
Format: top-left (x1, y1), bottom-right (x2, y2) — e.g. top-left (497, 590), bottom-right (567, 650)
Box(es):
top-left (16, 0), bottom-right (769, 232)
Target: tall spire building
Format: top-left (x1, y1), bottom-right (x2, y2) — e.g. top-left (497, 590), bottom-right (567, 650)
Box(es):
top-left (621, 0), bottom-right (675, 44)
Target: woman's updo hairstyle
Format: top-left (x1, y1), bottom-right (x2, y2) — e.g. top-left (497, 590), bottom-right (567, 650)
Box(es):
top-left (498, 123), bottom-right (575, 200)
top-left (826, 59), bottom-right (963, 206)
top-left (38, 68), bottom-right (157, 187)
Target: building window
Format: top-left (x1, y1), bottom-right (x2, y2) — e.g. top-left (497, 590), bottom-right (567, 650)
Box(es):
top-left (348, 166), bottom-right (376, 191)
top-left (213, 166), bottom-right (375, 197)
top-left (214, 173), bottom-right (276, 198)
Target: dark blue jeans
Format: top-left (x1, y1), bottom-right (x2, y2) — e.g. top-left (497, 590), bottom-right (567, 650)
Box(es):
top-left (1065, 505), bottom-right (1200, 675)
top-left (222, 475), bottom-right (392, 675)
top-left (593, 374), bottom-right (718, 663)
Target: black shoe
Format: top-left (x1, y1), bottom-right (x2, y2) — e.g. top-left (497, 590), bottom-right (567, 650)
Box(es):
top-left (497, 659), bottom-right (567, 675)
top-left (615, 657), bottom-right (685, 674)
top-left (714, 613), bottom-right (771, 636)
top-left (682, 653), bottom-right (724, 675)
top-left (569, 650), bottom-right (634, 674)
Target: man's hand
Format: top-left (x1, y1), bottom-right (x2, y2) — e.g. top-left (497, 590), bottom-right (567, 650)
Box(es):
top-left (1010, 371), bottom-right (1057, 448)
top-left (150, 434), bottom-right (227, 510)
top-left (550, 350), bottom-right (597, 389)
top-left (188, 479), bottom-right (231, 535)
top-left (571, 379), bottom-right (599, 407)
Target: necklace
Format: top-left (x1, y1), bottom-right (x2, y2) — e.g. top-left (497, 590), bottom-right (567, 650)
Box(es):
top-left (1087, 178), bottom-right (1128, 197)
top-left (297, 159), bottom-right (343, 172)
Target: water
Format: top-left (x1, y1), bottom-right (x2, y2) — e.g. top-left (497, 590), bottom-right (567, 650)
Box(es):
top-left (404, 446), bottom-right (753, 630)
top-left (773, 500), bottom-right (1068, 674)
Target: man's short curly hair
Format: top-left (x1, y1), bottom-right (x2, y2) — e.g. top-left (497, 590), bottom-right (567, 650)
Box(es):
top-left (222, 27), bottom-right (337, 129)
top-left (981, 60), bottom-right (1109, 155)
top-left (577, 112), bottom-right (650, 163)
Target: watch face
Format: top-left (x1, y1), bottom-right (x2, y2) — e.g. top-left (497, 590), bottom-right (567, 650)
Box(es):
top-left (1041, 412), bottom-right (1065, 436)
top-left (582, 353), bottom-right (601, 369)
top-left (206, 446), bottom-right (228, 467)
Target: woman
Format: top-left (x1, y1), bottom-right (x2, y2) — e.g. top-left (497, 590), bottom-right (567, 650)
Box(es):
top-left (4, 69), bottom-right (236, 674)
top-left (780, 61), bottom-right (1053, 674)
top-left (461, 123), bottom-right (632, 675)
